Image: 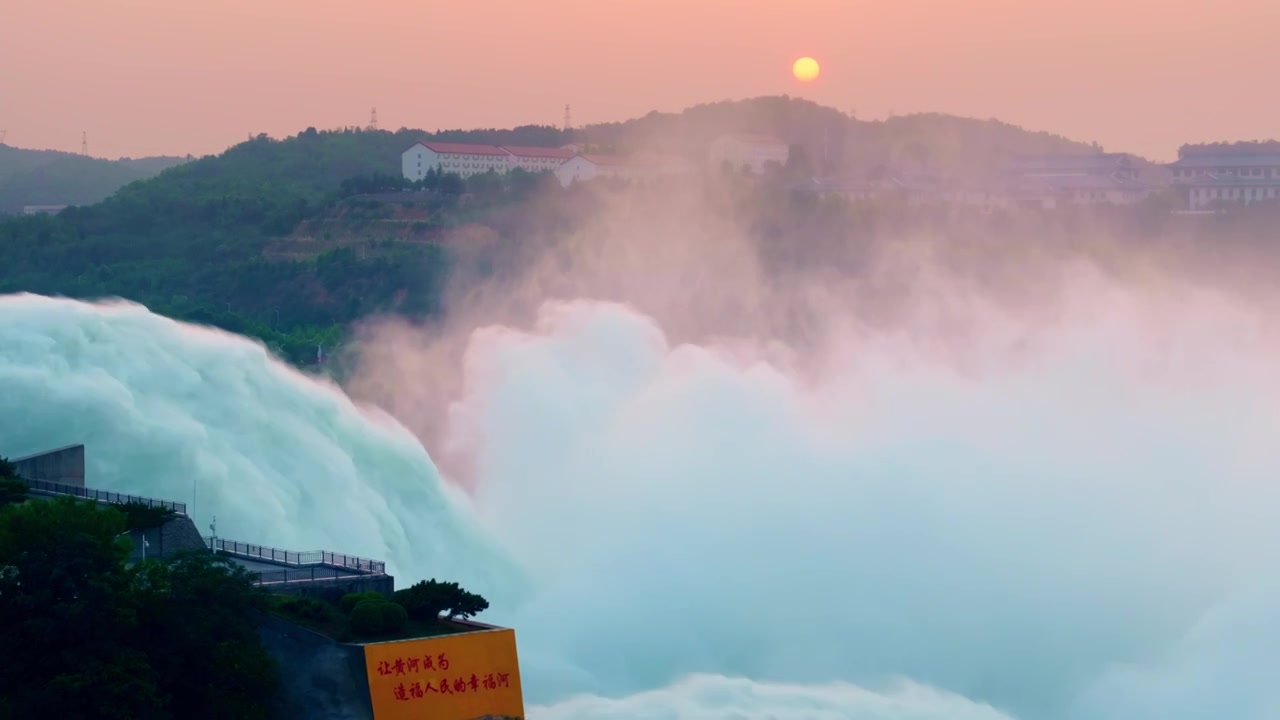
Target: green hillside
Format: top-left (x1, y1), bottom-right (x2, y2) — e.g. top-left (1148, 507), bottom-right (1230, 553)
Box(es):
top-left (0, 96), bottom-right (1122, 367)
top-left (0, 144), bottom-right (189, 214)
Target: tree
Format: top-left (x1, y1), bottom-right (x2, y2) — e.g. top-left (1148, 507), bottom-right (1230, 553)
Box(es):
top-left (131, 551), bottom-right (279, 720)
top-left (117, 501), bottom-right (176, 530)
top-left (0, 499), bottom-right (279, 719)
top-left (393, 579), bottom-right (490, 623)
top-left (0, 459), bottom-right (26, 506)
top-left (0, 497), bottom-right (166, 719)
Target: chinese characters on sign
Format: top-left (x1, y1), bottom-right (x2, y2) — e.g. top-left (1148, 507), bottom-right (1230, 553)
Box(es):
top-left (363, 627), bottom-right (524, 720)
top-left (376, 652), bottom-right (513, 702)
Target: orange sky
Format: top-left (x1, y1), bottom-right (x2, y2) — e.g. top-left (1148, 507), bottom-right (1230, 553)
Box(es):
top-left (2, 0), bottom-right (1276, 162)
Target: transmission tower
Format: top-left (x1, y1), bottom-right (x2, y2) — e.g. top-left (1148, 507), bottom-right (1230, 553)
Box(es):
top-left (81, 132), bottom-right (88, 156)
top-left (563, 104), bottom-right (572, 132)
top-left (368, 107), bottom-right (378, 131)
top-left (0, 129), bottom-right (7, 144)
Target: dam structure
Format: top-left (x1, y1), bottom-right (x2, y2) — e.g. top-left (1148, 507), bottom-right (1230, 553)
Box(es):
top-left (4, 444), bottom-right (391, 593)
top-left (3, 444), bottom-right (527, 720)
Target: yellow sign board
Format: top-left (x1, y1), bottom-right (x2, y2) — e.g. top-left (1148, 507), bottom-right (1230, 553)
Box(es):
top-left (363, 628), bottom-right (525, 720)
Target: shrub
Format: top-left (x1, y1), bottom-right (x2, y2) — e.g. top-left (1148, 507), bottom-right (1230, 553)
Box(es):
top-left (378, 601), bottom-right (407, 633)
top-left (339, 590), bottom-right (384, 614)
top-left (349, 598), bottom-right (407, 637)
top-left (0, 476), bottom-right (27, 506)
top-left (279, 595), bottom-right (330, 623)
top-left (118, 502), bottom-right (176, 530)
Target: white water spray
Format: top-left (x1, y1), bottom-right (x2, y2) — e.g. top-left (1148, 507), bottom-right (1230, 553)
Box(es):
top-left (3, 282), bottom-right (1279, 720)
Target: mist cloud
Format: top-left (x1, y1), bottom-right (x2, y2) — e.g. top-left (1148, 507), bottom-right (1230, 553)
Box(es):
top-left (5, 181), bottom-right (1280, 718)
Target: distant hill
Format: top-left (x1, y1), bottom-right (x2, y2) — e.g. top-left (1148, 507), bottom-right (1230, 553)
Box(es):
top-left (0, 144), bottom-right (189, 214)
top-left (573, 96), bottom-right (1105, 177)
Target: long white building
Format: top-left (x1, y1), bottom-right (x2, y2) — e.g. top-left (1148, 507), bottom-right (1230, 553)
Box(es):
top-left (503, 145), bottom-right (577, 173)
top-left (401, 142), bottom-right (577, 180)
top-left (401, 142), bottom-right (511, 180)
top-left (1167, 146), bottom-right (1280, 210)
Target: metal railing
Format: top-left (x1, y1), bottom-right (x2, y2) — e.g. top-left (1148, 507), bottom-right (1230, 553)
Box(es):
top-left (25, 478), bottom-right (187, 515)
top-left (206, 537), bottom-right (386, 574)
top-left (251, 566), bottom-right (380, 585)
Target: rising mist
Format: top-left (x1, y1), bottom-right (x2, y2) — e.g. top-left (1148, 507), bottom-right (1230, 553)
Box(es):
top-left (4, 175), bottom-right (1280, 718)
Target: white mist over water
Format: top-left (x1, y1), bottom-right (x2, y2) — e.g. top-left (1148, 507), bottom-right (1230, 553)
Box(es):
top-left (3, 283), bottom-right (1280, 720)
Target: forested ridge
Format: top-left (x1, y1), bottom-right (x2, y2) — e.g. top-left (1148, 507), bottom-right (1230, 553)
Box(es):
top-left (0, 97), bottom-right (1117, 368)
top-left (0, 144), bottom-right (188, 213)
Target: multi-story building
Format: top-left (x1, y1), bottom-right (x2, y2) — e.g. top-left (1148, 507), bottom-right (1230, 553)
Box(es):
top-left (1167, 145), bottom-right (1280, 210)
top-left (401, 142), bottom-right (581, 181)
top-left (708, 133), bottom-right (790, 175)
top-left (503, 145), bottom-right (577, 173)
top-left (554, 152), bottom-right (694, 187)
top-left (555, 154), bottom-right (634, 186)
top-left (1004, 152), bottom-right (1155, 206)
top-left (401, 142), bottom-right (512, 180)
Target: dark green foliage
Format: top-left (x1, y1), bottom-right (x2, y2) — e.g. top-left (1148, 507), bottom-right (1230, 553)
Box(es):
top-left (339, 590), bottom-right (385, 614)
top-left (0, 459), bottom-right (24, 506)
top-left (379, 600), bottom-right (409, 633)
top-left (393, 579), bottom-right (490, 623)
top-left (118, 501), bottom-right (176, 530)
top-left (278, 595), bottom-right (333, 623)
top-left (0, 498), bottom-right (279, 719)
top-left (0, 477), bottom-right (27, 506)
top-left (348, 598), bottom-right (408, 637)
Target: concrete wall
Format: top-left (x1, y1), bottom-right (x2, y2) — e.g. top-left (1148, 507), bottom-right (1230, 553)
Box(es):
top-left (257, 613), bottom-right (374, 720)
top-left (273, 574), bottom-right (396, 601)
top-left (11, 445), bottom-right (85, 486)
top-left (125, 514), bottom-right (207, 563)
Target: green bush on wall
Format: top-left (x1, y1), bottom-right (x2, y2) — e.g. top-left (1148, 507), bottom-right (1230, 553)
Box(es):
top-left (339, 590), bottom-right (385, 614)
top-left (349, 598), bottom-right (407, 637)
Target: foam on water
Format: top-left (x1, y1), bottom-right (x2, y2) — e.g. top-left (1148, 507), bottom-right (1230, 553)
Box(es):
top-left (3, 286), bottom-right (1279, 720)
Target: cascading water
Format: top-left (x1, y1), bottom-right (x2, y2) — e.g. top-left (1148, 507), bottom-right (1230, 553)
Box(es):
top-left (2, 286), bottom-right (1278, 720)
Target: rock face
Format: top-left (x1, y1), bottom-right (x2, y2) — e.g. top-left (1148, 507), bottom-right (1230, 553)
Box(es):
top-left (257, 614), bottom-right (375, 720)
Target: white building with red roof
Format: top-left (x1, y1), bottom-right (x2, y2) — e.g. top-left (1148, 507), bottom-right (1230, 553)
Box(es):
top-left (503, 145), bottom-right (577, 173)
top-left (554, 154), bottom-right (636, 187)
top-left (402, 141), bottom-right (582, 181)
top-left (554, 152), bottom-right (694, 187)
top-left (708, 133), bottom-right (790, 175)
top-left (402, 141), bottom-right (512, 180)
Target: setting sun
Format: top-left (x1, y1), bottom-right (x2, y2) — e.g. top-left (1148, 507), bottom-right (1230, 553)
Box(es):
top-left (792, 56), bottom-right (820, 82)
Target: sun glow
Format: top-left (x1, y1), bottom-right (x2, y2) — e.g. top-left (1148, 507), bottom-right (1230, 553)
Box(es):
top-left (792, 56), bottom-right (820, 82)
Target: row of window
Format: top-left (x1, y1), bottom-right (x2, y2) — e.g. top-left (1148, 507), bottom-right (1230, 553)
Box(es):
top-left (1194, 186), bottom-right (1279, 202)
top-left (1175, 167), bottom-right (1280, 179)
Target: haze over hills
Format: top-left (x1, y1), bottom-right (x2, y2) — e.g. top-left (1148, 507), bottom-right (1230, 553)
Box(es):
top-left (0, 144), bottom-right (189, 214)
top-left (2, 95), bottom-right (1111, 212)
top-left (582, 97), bottom-right (1108, 174)
top-left (0, 94), bottom-right (1249, 370)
